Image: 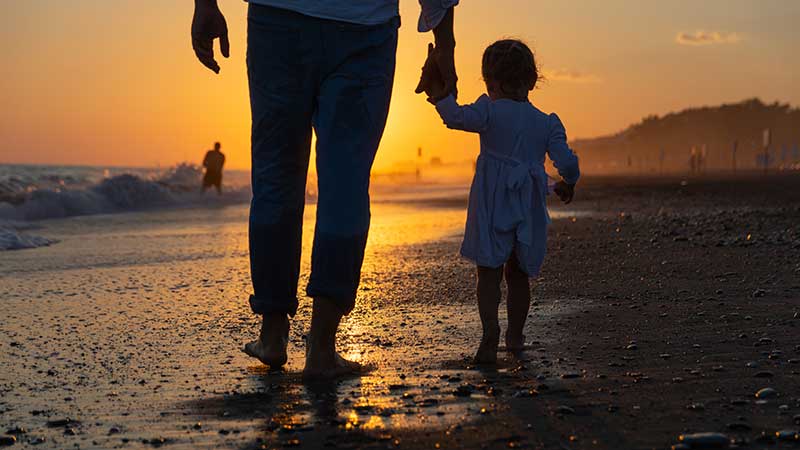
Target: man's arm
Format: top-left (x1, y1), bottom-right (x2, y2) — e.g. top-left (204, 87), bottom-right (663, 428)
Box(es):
top-left (415, 1), bottom-right (458, 101)
top-left (192, 0), bottom-right (230, 74)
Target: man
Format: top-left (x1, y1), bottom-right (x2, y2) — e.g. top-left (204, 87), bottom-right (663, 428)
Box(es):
top-left (202, 141), bottom-right (226, 194)
top-left (191, 0), bottom-right (458, 379)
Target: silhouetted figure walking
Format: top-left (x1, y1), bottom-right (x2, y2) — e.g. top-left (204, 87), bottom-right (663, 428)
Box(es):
top-left (191, 0), bottom-right (459, 379)
top-left (202, 142), bottom-right (225, 195)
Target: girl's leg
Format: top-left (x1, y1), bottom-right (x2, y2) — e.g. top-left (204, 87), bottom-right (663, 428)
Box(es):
top-left (475, 265), bottom-right (503, 364)
top-left (504, 253), bottom-right (531, 352)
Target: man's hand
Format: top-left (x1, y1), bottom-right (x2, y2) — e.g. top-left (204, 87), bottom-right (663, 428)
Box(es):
top-left (553, 181), bottom-right (575, 204)
top-left (420, 44), bottom-right (447, 103)
top-left (192, 0), bottom-right (230, 74)
top-left (415, 7), bottom-right (457, 101)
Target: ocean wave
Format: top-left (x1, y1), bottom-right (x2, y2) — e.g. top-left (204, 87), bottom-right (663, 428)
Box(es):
top-left (0, 164), bottom-right (251, 222)
top-left (0, 221), bottom-right (58, 251)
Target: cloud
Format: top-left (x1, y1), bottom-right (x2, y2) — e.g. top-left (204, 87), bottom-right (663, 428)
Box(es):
top-left (676, 30), bottom-right (742, 46)
top-left (543, 69), bottom-right (601, 84)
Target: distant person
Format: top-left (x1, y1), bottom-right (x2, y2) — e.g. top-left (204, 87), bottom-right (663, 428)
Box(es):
top-left (202, 142), bottom-right (225, 194)
top-left (689, 146), bottom-right (698, 175)
top-left (422, 39), bottom-right (580, 364)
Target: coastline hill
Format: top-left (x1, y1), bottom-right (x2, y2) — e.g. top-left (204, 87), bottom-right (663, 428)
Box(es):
top-left (571, 99), bottom-right (800, 174)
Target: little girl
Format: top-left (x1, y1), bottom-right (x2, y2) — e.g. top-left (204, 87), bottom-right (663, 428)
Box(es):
top-left (425, 39), bottom-right (580, 363)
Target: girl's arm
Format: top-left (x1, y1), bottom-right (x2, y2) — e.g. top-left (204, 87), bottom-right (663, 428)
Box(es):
top-left (434, 94), bottom-right (491, 133)
top-left (546, 113), bottom-right (580, 185)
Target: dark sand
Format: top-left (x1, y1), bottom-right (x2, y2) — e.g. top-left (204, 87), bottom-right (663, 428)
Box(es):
top-left (2, 173), bottom-right (799, 449)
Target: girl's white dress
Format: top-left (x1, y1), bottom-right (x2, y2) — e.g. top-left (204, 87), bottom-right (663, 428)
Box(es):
top-left (435, 94), bottom-right (580, 276)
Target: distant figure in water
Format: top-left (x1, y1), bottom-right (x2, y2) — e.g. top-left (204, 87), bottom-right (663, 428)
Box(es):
top-left (423, 39), bottom-right (580, 364)
top-left (202, 142), bottom-right (225, 194)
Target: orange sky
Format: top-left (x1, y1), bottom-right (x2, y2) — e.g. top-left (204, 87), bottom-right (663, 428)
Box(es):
top-left (1, 1), bottom-right (798, 172)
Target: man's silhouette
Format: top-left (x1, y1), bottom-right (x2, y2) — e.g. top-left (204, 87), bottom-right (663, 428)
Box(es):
top-left (191, 0), bottom-right (458, 379)
top-left (202, 142), bottom-right (225, 195)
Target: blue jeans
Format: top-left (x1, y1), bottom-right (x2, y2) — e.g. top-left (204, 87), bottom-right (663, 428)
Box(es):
top-left (246, 4), bottom-right (398, 317)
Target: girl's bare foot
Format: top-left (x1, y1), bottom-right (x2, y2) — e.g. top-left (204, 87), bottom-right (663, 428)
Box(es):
top-left (243, 313), bottom-right (289, 367)
top-left (473, 324), bottom-right (500, 364)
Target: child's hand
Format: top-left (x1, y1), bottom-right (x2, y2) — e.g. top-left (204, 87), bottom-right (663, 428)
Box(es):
top-left (420, 43), bottom-right (448, 104)
top-left (553, 181), bottom-right (575, 204)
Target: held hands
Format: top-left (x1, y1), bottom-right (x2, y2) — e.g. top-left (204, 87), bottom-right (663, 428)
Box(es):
top-left (415, 4), bottom-right (458, 105)
top-left (415, 42), bottom-right (457, 103)
top-left (553, 181), bottom-right (575, 204)
top-left (418, 44), bottom-right (449, 103)
top-left (417, 6), bottom-right (457, 102)
top-left (192, 0), bottom-right (230, 74)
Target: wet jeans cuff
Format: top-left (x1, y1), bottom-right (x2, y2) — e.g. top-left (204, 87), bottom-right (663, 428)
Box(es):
top-left (249, 294), bottom-right (299, 317)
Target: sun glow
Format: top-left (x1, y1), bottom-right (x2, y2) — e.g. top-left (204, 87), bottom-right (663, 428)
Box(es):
top-left (1, 2), bottom-right (798, 173)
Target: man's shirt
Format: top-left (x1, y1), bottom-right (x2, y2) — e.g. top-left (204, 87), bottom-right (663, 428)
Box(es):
top-left (246, 0), bottom-right (458, 32)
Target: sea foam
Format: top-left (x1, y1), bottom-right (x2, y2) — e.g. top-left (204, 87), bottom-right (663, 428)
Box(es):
top-left (0, 164), bottom-right (251, 222)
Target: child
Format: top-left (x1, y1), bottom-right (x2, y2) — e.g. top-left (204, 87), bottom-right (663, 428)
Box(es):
top-left (424, 39), bottom-right (580, 364)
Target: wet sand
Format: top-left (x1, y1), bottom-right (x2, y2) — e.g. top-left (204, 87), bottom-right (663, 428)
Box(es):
top-left (2, 173), bottom-right (800, 449)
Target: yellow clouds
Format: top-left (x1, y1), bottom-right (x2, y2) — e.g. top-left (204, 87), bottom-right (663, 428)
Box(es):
top-left (542, 69), bottom-right (601, 84)
top-left (676, 30), bottom-right (742, 46)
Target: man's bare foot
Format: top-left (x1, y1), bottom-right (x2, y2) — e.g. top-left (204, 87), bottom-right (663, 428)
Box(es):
top-left (303, 351), bottom-right (362, 381)
top-left (505, 332), bottom-right (525, 353)
top-left (473, 324), bottom-right (500, 364)
top-left (242, 313), bottom-right (289, 367)
top-left (302, 297), bottom-right (362, 381)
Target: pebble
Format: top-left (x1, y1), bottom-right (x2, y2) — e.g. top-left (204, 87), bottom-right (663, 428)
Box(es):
top-left (453, 385), bottom-right (473, 397)
top-left (754, 371), bottom-right (774, 378)
top-left (45, 418), bottom-right (79, 428)
top-left (678, 432), bottom-right (730, 448)
top-left (755, 387), bottom-right (777, 399)
top-left (416, 398), bottom-right (439, 408)
top-left (555, 406), bottom-right (575, 415)
top-left (726, 422), bottom-right (751, 431)
top-left (776, 430), bottom-right (799, 441)
top-left (754, 432), bottom-right (775, 444)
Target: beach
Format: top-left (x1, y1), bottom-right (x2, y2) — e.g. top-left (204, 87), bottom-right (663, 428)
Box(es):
top-left (2, 173), bottom-right (800, 449)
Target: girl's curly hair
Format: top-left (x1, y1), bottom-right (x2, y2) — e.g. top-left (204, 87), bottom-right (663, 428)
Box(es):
top-left (482, 39), bottom-right (539, 100)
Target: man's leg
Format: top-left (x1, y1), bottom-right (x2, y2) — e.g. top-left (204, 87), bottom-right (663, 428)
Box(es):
top-left (243, 4), bottom-right (317, 367)
top-left (303, 19), bottom-right (398, 379)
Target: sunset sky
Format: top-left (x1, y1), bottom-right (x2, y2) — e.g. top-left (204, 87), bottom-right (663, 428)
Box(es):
top-left (1, 1), bottom-right (798, 172)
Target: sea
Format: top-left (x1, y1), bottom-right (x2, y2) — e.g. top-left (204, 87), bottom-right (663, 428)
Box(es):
top-left (0, 163), bottom-right (476, 253)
